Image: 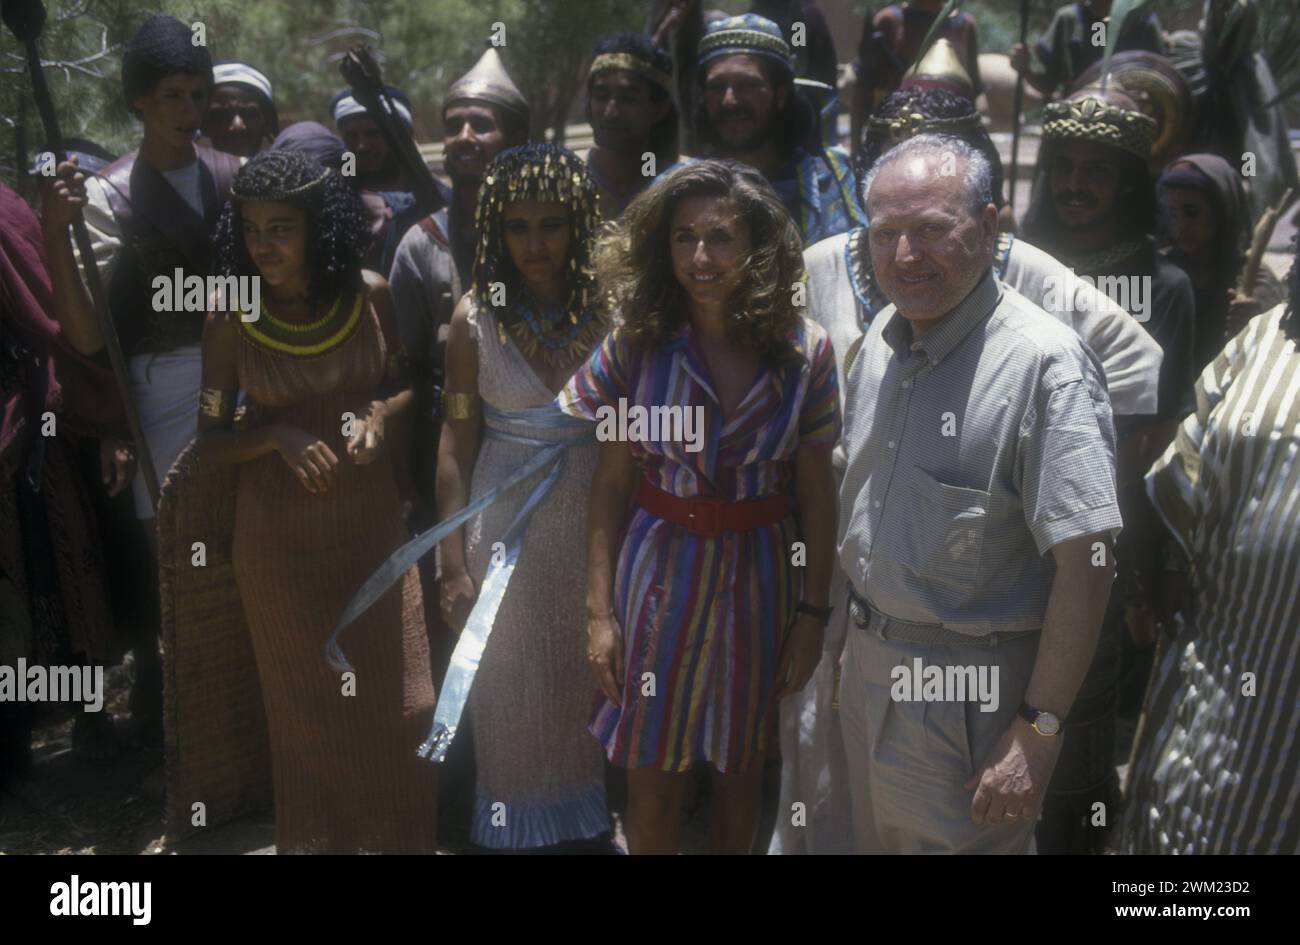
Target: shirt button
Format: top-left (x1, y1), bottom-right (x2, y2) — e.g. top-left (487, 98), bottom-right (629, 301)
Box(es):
top-left (887, 440), bottom-right (895, 449)
top-left (901, 379), bottom-right (912, 389)
top-left (873, 500), bottom-right (881, 509)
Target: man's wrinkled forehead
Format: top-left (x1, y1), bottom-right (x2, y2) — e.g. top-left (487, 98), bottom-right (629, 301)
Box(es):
top-left (868, 153), bottom-right (960, 212)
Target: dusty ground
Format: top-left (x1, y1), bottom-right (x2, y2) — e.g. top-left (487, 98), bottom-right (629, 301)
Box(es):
top-left (0, 663), bottom-right (725, 855)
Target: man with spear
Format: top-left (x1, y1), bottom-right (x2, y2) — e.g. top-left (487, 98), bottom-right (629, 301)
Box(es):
top-left (35, 12), bottom-right (242, 745)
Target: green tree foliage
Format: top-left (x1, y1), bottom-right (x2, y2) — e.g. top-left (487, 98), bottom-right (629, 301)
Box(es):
top-left (1, 0), bottom-right (641, 186)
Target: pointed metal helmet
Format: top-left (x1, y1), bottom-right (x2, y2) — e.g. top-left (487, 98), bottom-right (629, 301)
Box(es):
top-left (900, 37), bottom-right (974, 98)
top-left (444, 48), bottom-right (530, 124)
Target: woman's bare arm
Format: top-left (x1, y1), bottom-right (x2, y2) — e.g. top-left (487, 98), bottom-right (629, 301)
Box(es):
top-left (585, 436), bottom-right (638, 704)
top-left (195, 308), bottom-right (283, 465)
top-left (435, 294), bottom-right (482, 578)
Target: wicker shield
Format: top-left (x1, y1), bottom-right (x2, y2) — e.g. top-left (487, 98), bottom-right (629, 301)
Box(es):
top-left (157, 435), bottom-right (272, 839)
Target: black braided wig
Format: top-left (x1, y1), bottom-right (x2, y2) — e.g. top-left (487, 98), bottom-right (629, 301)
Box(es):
top-left (857, 88), bottom-right (1004, 210)
top-left (471, 143), bottom-right (601, 326)
top-left (213, 150), bottom-right (370, 306)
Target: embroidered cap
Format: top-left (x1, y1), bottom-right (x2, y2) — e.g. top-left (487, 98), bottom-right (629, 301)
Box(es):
top-left (697, 14), bottom-right (793, 76)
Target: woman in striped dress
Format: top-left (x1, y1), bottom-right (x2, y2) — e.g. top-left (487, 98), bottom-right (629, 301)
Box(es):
top-left (559, 160), bottom-right (841, 853)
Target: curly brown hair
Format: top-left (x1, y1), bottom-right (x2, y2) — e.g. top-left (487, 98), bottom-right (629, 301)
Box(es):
top-left (598, 159), bottom-right (807, 364)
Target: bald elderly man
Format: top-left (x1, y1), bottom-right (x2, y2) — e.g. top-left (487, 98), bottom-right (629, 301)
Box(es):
top-left (836, 135), bottom-right (1121, 853)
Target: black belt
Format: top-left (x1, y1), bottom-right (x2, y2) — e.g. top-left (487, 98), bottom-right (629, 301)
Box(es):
top-left (846, 584), bottom-right (1040, 648)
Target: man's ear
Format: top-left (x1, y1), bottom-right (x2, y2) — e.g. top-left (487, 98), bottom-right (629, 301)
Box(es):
top-left (652, 96), bottom-right (672, 125)
top-left (981, 203), bottom-right (998, 244)
top-left (774, 84), bottom-right (789, 111)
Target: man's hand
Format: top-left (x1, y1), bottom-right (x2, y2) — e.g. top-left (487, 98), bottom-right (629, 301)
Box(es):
top-left (41, 157), bottom-right (87, 233)
top-left (963, 718), bottom-right (1063, 825)
top-left (98, 439), bottom-right (135, 497)
top-left (1009, 43), bottom-right (1030, 74)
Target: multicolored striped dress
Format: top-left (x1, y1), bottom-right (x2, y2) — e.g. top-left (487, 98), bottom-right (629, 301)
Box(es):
top-left (558, 317), bottom-right (841, 773)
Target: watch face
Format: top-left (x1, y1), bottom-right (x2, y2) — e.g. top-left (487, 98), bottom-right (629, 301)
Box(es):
top-left (1035, 713), bottom-right (1061, 736)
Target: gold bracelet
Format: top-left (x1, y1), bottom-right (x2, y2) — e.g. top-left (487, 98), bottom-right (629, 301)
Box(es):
top-left (442, 390), bottom-right (480, 421)
top-left (199, 387), bottom-right (233, 420)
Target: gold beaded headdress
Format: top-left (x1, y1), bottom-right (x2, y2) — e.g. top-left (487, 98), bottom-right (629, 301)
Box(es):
top-left (472, 143), bottom-right (605, 363)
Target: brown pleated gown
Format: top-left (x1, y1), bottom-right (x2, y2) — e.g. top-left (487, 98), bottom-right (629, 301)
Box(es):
top-left (232, 303), bottom-right (437, 853)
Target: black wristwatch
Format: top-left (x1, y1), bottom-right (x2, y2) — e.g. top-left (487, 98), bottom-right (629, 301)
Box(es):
top-left (1018, 701), bottom-right (1064, 737)
top-left (796, 601), bottom-right (834, 626)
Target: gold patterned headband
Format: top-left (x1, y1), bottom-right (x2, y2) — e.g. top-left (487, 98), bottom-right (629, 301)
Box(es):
top-left (234, 166), bottom-right (333, 201)
top-left (867, 109), bottom-right (983, 143)
top-left (1042, 96), bottom-right (1156, 160)
top-left (589, 52), bottom-right (673, 93)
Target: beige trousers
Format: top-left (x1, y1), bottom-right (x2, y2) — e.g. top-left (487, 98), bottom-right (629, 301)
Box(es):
top-left (839, 618), bottom-right (1041, 854)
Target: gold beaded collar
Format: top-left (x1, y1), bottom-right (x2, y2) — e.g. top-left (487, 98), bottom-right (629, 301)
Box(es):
top-left (239, 291), bottom-right (365, 358)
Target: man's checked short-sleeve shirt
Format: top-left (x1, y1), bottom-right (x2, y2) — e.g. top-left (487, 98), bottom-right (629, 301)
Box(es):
top-left (837, 272), bottom-right (1122, 635)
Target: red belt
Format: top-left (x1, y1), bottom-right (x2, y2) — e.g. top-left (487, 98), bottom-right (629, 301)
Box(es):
top-left (636, 478), bottom-right (790, 538)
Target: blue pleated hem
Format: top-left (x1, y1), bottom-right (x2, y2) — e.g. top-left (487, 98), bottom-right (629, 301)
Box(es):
top-left (470, 785), bottom-right (609, 849)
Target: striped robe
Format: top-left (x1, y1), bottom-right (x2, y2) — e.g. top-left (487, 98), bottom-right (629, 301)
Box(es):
top-left (1124, 303), bottom-right (1300, 854)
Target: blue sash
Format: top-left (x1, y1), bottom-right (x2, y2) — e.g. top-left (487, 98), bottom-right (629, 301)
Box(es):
top-left (325, 401), bottom-right (595, 761)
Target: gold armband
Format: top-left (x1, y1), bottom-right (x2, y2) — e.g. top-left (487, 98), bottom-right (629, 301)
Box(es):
top-left (199, 387), bottom-right (234, 421)
top-left (442, 390), bottom-right (481, 421)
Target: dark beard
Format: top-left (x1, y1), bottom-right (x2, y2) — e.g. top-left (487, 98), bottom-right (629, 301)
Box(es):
top-left (704, 110), bottom-right (774, 155)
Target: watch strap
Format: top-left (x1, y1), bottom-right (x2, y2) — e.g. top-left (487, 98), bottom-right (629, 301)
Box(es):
top-left (1018, 700), bottom-right (1066, 726)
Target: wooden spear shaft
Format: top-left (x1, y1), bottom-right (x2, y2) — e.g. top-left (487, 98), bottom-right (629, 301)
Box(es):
top-left (18, 35), bottom-right (161, 508)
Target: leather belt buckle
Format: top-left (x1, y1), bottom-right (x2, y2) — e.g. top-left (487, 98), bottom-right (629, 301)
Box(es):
top-left (686, 498), bottom-right (721, 537)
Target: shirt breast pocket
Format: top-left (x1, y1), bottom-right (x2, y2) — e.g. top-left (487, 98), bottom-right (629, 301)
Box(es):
top-left (900, 468), bottom-right (989, 590)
